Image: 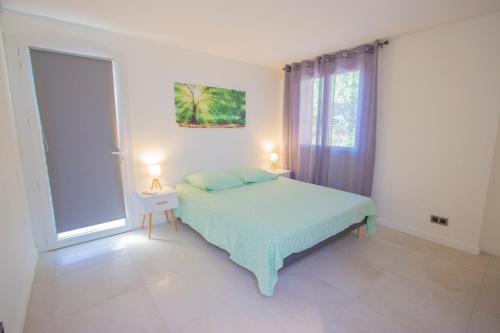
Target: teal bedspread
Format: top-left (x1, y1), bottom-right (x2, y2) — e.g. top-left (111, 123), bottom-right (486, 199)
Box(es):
top-left (176, 177), bottom-right (377, 296)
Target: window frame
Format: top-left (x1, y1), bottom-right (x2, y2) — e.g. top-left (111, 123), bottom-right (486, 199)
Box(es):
top-left (328, 69), bottom-right (361, 151)
top-left (300, 68), bottom-right (362, 152)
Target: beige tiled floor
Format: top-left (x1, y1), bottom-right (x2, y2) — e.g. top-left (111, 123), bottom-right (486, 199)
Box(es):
top-left (24, 221), bottom-right (500, 333)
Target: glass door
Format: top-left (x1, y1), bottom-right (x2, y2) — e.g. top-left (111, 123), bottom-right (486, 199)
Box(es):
top-left (30, 49), bottom-right (129, 249)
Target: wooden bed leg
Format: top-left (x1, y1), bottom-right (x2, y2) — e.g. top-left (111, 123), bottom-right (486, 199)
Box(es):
top-left (356, 226), bottom-right (366, 238)
top-left (148, 213), bottom-right (152, 239)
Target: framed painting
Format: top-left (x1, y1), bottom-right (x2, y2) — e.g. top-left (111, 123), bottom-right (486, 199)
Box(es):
top-left (174, 82), bottom-right (246, 128)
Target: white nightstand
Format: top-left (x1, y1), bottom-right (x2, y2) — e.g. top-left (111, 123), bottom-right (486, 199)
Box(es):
top-left (268, 169), bottom-right (291, 178)
top-left (135, 186), bottom-right (179, 239)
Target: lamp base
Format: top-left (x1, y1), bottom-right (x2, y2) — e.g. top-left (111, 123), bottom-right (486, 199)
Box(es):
top-left (150, 178), bottom-right (162, 192)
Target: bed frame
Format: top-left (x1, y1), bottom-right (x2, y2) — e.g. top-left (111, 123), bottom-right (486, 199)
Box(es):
top-left (179, 216), bottom-right (368, 269)
top-left (282, 217), bottom-right (368, 268)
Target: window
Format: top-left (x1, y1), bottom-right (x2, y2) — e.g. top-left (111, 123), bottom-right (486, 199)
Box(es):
top-left (306, 70), bottom-right (360, 148)
top-left (331, 71), bottom-right (360, 148)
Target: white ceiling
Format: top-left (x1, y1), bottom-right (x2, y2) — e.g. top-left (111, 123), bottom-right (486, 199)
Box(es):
top-left (3, 0), bottom-right (500, 68)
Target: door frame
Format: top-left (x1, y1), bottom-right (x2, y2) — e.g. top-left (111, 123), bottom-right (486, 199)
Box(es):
top-left (5, 33), bottom-right (136, 251)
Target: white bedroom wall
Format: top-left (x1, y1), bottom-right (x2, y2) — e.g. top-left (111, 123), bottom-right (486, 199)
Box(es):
top-left (0, 21), bottom-right (38, 333)
top-left (373, 12), bottom-right (500, 254)
top-left (480, 117), bottom-right (500, 256)
top-left (1, 11), bottom-right (282, 232)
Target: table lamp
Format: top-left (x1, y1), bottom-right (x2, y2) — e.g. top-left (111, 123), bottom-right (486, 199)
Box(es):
top-left (149, 164), bottom-right (162, 192)
top-left (270, 152), bottom-right (279, 171)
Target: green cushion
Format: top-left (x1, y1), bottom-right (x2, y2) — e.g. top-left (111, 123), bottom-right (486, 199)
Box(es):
top-left (228, 167), bottom-right (277, 183)
top-left (185, 170), bottom-right (244, 191)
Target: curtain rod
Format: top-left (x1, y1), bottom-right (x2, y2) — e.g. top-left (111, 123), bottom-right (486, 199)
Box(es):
top-left (282, 40), bottom-right (389, 71)
top-left (378, 40), bottom-right (390, 48)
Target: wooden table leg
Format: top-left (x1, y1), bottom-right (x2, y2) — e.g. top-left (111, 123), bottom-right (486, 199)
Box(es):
top-left (140, 214), bottom-right (145, 229)
top-left (148, 213), bottom-right (152, 239)
top-left (169, 209), bottom-right (178, 231)
top-left (164, 210), bottom-right (170, 223)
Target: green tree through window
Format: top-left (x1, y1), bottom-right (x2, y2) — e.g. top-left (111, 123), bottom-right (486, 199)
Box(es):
top-left (331, 71), bottom-right (360, 147)
top-left (308, 71), bottom-right (360, 148)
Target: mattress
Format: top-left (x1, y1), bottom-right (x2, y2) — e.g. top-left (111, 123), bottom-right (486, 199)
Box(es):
top-left (176, 176), bottom-right (377, 296)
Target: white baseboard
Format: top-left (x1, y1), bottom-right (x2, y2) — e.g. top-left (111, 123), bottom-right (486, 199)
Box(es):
top-left (376, 217), bottom-right (480, 255)
top-left (480, 245), bottom-right (500, 257)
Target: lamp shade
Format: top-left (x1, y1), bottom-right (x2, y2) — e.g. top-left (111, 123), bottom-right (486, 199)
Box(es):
top-left (270, 152), bottom-right (279, 162)
top-left (148, 164), bottom-right (161, 177)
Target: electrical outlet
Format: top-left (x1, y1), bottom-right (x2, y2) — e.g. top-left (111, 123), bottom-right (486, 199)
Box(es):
top-left (430, 215), bottom-right (448, 226)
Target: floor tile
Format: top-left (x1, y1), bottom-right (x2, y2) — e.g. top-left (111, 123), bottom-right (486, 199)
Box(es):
top-left (475, 273), bottom-right (500, 319)
top-left (467, 310), bottom-right (500, 333)
top-left (134, 260), bottom-right (166, 285)
top-left (388, 250), bottom-right (484, 308)
top-left (123, 234), bottom-right (180, 264)
top-left (358, 272), bottom-right (471, 333)
top-left (329, 302), bottom-right (417, 333)
top-left (23, 323), bottom-right (53, 333)
top-left (376, 226), bottom-right (489, 271)
top-left (33, 252), bottom-right (57, 284)
top-left (23, 281), bottom-right (55, 333)
top-left (253, 305), bottom-right (330, 333)
top-left (299, 244), bottom-right (382, 298)
top-left (146, 263), bottom-right (230, 331)
top-left (335, 232), bottom-right (410, 270)
top-left (175, 307), bottom-right (258, 333)
top-left (275, 269), bottom-right (354, 324)
top-left (484, 256), bottom-right (500, 280)
top-left (52, 287), bottom-right (169, 333)
top-left (53, 236), bottom-right (128, 276)
top-left (53, 256), bottom-right (144, 318)
top-left (375, 225), bottom-right (436, 251)
top-left (24, 223), bottom-right (497, 333)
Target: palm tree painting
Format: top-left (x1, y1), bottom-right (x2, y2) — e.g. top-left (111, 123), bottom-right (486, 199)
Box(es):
top-left (174, 82), bottom-right (246, 128)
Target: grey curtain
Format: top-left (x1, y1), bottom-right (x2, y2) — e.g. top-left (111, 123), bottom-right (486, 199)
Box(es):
top-left (283, 43), bottom-right (378, 196)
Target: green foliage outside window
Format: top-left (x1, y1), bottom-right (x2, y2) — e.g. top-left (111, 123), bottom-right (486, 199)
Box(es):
top-left (331, 71), bottom-right (360, 147)
top-left (309, 71), bottom-right (360, 147)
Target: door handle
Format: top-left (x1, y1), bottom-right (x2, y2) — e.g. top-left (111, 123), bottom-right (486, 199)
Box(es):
top-left (111, 151), bottom-right (125, 160)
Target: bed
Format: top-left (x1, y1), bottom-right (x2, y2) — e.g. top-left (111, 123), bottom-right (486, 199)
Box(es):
top-left (175, 176), bottom-right (377, 296)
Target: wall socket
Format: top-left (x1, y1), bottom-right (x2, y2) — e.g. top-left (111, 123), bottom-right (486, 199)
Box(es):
top-left (430, 215), bottom-right (448, 226)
